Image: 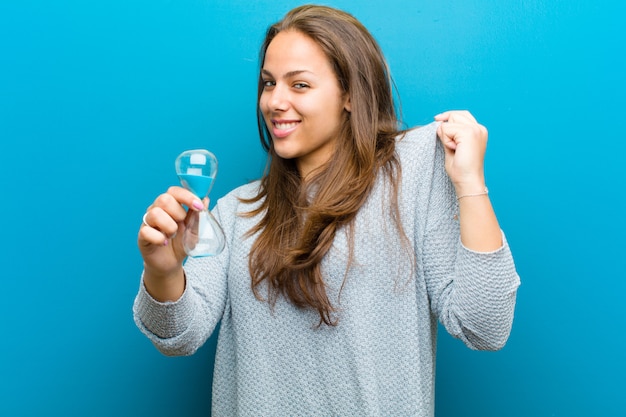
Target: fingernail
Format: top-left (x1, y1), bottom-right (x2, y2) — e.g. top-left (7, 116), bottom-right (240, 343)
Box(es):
top-left (163, 239), bottom-right (168, 246)
top-left (192, 200), bottom-right (204, 210)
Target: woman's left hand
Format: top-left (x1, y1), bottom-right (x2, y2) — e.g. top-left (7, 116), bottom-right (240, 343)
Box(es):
top-left (434, 110), bottom-right (488, 195)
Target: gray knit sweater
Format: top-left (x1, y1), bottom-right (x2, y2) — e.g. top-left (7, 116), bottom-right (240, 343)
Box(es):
top-left (133, 122), bottom-right (520, 416)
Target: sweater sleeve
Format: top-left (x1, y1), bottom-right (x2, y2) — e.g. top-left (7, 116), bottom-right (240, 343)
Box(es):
top-left (421, 138), bottom-right (520, 351)
top-left (132, 197), bottom-right (233, 356)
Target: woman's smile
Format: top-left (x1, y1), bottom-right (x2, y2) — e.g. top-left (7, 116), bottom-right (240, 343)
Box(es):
top-left (271, 119), bottom-right (301, 138)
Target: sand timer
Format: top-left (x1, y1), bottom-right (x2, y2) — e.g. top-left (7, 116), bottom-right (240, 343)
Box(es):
top-left (175, 149), bottom-right (225, 257)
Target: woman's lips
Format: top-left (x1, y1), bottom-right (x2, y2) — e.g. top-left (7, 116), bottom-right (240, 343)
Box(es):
top-left (272, 120), bottom-right (300, 138)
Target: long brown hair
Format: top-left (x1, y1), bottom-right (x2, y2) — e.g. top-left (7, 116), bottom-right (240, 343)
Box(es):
top-left (241, 5), bottom-right (406, 326)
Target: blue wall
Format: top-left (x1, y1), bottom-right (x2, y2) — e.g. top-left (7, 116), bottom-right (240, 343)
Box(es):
top-left (1, 1), bottom-right (624, 416)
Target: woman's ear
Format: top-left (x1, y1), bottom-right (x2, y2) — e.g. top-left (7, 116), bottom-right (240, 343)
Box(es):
top-left (344, 95), bottom-right (351, 113)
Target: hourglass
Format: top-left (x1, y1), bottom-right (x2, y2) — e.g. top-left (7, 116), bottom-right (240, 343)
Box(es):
top-left (175, 149), bottom-right (225, 257)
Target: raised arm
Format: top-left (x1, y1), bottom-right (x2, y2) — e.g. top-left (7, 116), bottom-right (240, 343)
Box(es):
top-left (422, 112), bottom-right (520, 350)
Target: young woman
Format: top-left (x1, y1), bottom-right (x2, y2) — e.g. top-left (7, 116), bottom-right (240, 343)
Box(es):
top-left (134, 5), bottom-right (520, 416)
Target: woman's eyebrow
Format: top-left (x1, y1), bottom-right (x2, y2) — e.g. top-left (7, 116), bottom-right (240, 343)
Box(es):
top-left (261, 69), bottom-right (314, 78)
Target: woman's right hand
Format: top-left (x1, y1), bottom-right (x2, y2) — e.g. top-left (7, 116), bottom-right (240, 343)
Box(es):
top-left (137, 186), bottom-right (206, 301)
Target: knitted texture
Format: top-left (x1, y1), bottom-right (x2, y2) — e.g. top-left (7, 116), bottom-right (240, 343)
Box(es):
top-left (133, 122), bottom-right (520, 416)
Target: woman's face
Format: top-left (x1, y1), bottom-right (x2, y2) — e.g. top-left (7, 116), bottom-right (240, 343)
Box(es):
top-left (260, 30), bottom-right (351, 177)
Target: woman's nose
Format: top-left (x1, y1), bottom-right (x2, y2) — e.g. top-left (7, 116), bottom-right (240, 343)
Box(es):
top-left (267, 85), bottom-right (289, 111)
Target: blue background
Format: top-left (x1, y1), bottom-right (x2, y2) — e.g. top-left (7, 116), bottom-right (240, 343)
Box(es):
top-left (1, 0), bottom-right (624, 416)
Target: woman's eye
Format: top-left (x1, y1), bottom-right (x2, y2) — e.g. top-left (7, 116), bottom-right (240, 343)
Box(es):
top-left (262, 80), bottom-right (275, 88)
top-left (293, 83), bottom-right (309, 89)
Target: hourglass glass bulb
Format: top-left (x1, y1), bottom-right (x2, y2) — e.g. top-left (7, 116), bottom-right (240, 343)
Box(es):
top-left (175, 150), bottom-right (218, 198)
